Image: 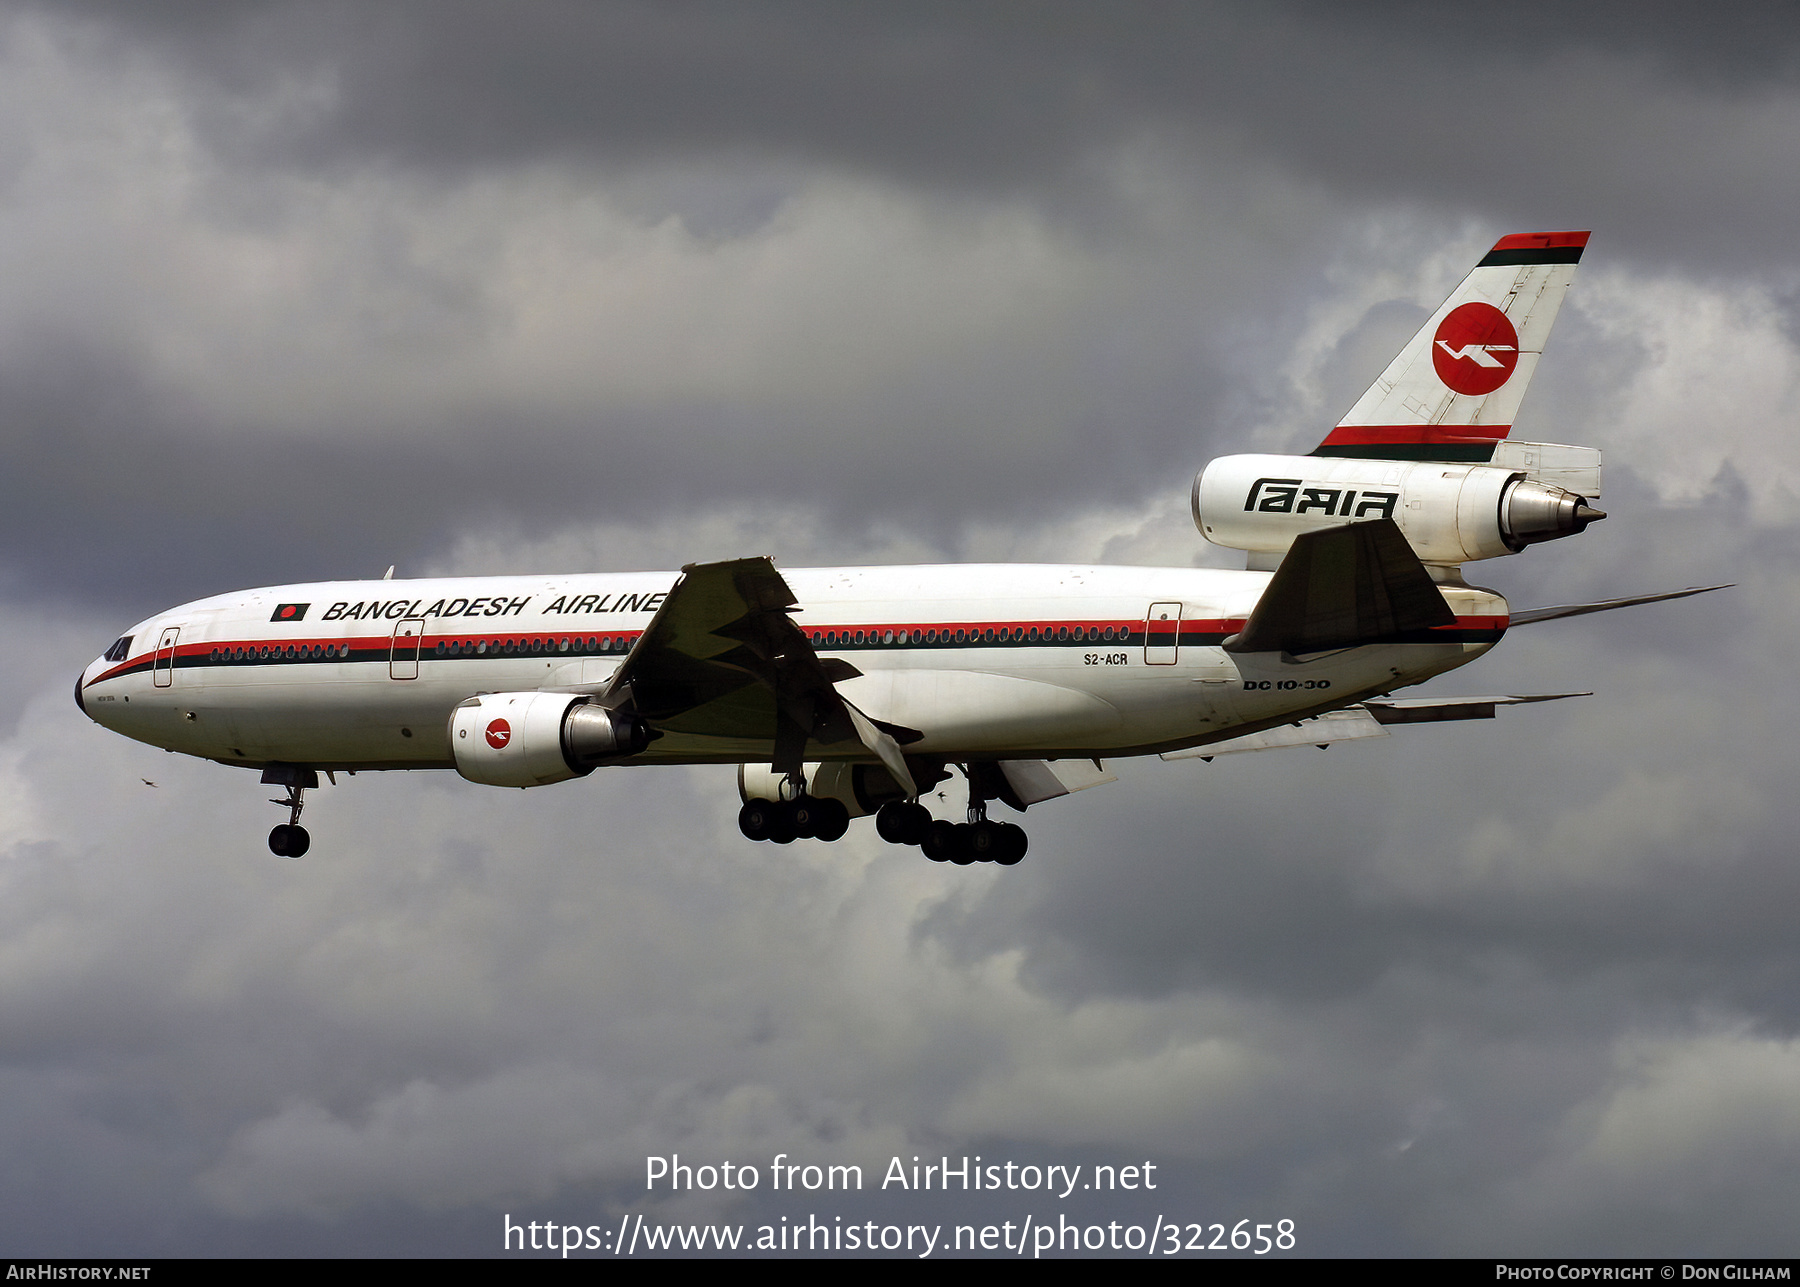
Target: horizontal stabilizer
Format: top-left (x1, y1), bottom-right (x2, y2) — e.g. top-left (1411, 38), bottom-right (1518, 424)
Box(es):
top-left (1508, 584), bottom-right (1731, 626)
top-left (1163, 708), bottom-right (1388, 759)
top-left (1163, 692), bottom-right (1587, 760)
top-left (1224, 518), bottom-right (1453, 654)
top-left (1362, 692), bottom-right (1588, 723)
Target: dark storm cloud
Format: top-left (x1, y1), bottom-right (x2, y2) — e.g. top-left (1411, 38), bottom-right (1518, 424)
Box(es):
top-left (0, 294), bottom-right (1232, 615)
top-left (7, 0), bottom-right (1796, 610)
top-left (46, 0), bottom-right (1800, 271)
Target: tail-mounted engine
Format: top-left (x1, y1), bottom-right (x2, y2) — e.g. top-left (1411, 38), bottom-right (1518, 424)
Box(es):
top-left (1193, 452), bottom-right (1604, 566)
top-left (450, 692), bottom-right (651, 787)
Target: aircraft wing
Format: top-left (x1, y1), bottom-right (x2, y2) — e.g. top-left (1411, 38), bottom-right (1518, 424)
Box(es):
top-left (602, 557), bottom-right (917, 795)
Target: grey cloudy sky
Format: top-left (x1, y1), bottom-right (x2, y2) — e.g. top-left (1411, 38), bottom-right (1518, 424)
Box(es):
top-left (4, 0), bottom-right (1799, 1258)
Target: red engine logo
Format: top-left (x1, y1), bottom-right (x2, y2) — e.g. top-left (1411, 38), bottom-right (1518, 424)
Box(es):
top-left (1431, 302), bottom-right (1520, 397)
top-left (484, 718), bottom-right (512, 750)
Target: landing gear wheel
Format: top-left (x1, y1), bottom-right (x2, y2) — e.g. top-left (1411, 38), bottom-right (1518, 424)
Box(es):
top-left (792, 796), bottom-right (852, 841)
top-left (947, 823), bottom-right (978, 865)
top-left (268, 824), bottom-right (310, 858)
top-left (968, 820), bottom-right (1006, 862)
top-left (921, 820), bottom-right (959, 863)
top-left (809, 797), bottom-right (851, 842)
top-left (994, 823), bottom-right (1028, 865)
top-left (877, 801), bottom-right (932, 846)
top-left (765, 801), bottom-right (798, 845)
top-left (738, 800), bottom-right (776, 842)
top-left (876, 801), bottom-right (919, 845)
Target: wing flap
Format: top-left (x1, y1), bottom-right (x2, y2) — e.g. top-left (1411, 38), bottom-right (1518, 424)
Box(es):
top-left (1362, 692), bottom-right (1588, 723)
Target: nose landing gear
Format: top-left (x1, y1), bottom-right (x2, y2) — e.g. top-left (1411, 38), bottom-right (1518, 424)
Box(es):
top-left (262, 765), bottom-right (318, 858)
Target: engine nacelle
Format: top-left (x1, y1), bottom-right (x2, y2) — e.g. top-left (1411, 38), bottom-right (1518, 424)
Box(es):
top-left (737, 761), bottom-right (910, 817)
top-left (1192, 453), bottom-right (1604, 565)
top-left (450, 692), bottom-right (651, 788)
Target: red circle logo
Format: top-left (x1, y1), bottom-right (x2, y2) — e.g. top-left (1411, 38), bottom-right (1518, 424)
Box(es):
top-left (484, 718), bottom-right (512, 750)
top-left (1431, 302), bottom-right (1520, 397)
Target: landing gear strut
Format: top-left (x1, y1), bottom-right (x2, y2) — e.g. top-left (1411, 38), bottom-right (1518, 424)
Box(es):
top-left (263, 765), bottom-right (317, 857)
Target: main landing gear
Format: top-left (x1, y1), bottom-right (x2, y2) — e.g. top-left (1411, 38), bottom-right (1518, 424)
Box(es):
top-left (737, 772), bottom-right (851, 843)
top-left (882, 763), bottom-right (1028, 864)
top-left (737, 764), bottom-right (1030, 865)
top-left (263, 765), bottom-right (318, 858)
top-left (875, 800), bottom-right (1027, 865)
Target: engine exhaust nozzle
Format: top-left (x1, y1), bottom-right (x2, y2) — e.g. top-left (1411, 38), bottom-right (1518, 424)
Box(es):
top-left (1502, 479), bottom-right (1605, 549)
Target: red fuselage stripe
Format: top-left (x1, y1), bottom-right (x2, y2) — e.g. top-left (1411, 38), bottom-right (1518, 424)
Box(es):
top-left (86, 614), bottom-right (1511, 686)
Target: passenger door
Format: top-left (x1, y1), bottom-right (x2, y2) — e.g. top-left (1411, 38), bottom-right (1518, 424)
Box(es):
top-left (152, 626), bottom-right (181, 688)
top-left (1144, 603), bottom-right (1181, 665)
top-left (389, 618), bottom-right (425, 680)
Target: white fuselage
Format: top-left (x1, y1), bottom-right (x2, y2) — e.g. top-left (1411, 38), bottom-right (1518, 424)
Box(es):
top-left (77, 564), bottom-right (1506, 771)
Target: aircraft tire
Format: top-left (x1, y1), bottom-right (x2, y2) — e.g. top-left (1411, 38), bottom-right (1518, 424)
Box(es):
top-left (738, 801), bottom-right (776, 842)
top-left (876, 801), bottom-right (916, 845)
top-left (947, 823), bottom-right (978, 865)
top-left (790, 798), bottom-right (822, 840)
top-left (968, 821), bottom-right (1006, 861)
top-left (810, 798), bottom-right (851, 842)
top-left (994, 824), bottom-right (1027, 865)
top-left (901, 802), bottom-right (933, 844)
top-left (921, 820), bottom-right (958, 862)
top-left (766, 802), bottom-right (799, 844)
top-left (268, 824), bottom-right (310, 858)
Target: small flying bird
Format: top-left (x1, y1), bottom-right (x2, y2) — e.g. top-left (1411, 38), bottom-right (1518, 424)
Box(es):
top-left (141, 779), bottom-right (157, 787)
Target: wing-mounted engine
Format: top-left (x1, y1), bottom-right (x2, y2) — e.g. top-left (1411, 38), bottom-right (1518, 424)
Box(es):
top-left (1193, 452), bottom-right (1604, 567)
top-left (449, 692), bottom-right (651, 788)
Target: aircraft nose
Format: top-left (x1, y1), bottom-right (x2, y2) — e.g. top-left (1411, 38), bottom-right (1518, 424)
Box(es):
top-left (74, 670), bottom-right (87, 716)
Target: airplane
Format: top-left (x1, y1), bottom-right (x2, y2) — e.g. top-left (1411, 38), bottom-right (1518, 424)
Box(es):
top-left (75, 231), bottom-right (1720, 864)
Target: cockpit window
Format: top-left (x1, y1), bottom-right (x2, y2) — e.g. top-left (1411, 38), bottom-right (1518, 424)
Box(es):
top-left (103, 635), bottom-right (133, 663)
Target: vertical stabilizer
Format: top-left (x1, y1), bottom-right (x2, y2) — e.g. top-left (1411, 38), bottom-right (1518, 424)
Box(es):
top-left (1314, 231), bottom-right (1588, 462)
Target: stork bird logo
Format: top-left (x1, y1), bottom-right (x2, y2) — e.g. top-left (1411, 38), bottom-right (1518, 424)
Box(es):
top-left (1431, 302), bottom-right (1520, 396)
top-left (484, 719), bottom-right (512, 750)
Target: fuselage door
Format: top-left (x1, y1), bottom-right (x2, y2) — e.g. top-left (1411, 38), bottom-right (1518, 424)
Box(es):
top-left (390, 618), bottom-right (425, 680)
top-left (152, 626), bottom-right (181, 687)
top-left (1145, 603), bottom-right (1181, 665)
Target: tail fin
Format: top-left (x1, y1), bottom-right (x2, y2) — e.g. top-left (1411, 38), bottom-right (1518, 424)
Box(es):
top-left (1314, 231), bottom-right (1589, 461)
